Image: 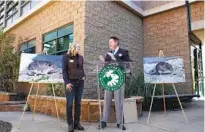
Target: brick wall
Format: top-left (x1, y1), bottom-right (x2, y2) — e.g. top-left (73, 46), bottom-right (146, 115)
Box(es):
top-left (0, 94), bottom-right (9, 101)
top-left (190, 1), bottom-right (204, 22)
top-left (28, 95), bottom-right (116, 122)
top-left (7, 1), bottom-right (85, 54)
top-left (0, 105), bottom-right (23, 112)
top-left (0, 92), bottom-right (17, 101)
top-left (83, 1), bottom-right (143, 98)
top-left (6, 1), bottom-right (202, 96)
top-left (6, 1), bottom-right (85, 95)
top-left (5, 1), bottom-right (144, 98)
top-left (28, 95), bottom-right (143, 122)
top-left (144, 6), bottom-right (192, 93)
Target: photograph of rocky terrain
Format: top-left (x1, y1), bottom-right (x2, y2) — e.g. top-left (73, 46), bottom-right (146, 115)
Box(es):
top-left (18, 53), bottom-right (63, 83)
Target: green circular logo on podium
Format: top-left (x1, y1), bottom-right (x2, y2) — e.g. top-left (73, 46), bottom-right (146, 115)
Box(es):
top-left (98, 65), bottom-right (125, 91)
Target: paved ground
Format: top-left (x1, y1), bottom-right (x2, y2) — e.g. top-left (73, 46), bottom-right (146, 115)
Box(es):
top-left (0, 100), bottom-right (204, 132)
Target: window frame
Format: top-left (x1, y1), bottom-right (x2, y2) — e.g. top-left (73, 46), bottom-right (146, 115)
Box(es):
top-left (21, 1), bottom-right (31, 16)
top-left (6, 1), bottom-right (18, 18)
top-left (42, 24), bottom-right (73, 55)
top-left (19, 39), bottom-right (36, 54)
top-left (3, 0), bottom-right (42, 27)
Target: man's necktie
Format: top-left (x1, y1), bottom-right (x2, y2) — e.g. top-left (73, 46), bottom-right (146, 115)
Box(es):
top-left (112, 50), bottom-right (115, 55)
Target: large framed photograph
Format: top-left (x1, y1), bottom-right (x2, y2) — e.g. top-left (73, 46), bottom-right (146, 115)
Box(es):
top-left (143, 57), bottom-right (185, 84)
top-left (18, 53), bottom-right (64, 83)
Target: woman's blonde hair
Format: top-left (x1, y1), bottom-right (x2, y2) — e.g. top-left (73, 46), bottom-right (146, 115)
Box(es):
top-left (67, 42), bottom-right (80, 56)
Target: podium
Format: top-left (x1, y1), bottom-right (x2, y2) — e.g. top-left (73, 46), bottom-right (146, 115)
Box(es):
top-left (93, 61), bottom-right (138, 127)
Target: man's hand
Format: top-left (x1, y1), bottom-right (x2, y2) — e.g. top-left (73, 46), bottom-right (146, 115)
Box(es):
top-left (107, 52), bottom-right (116, 61)
top-left (66, 83), bottom-right (73, 91)
top-left (99, 55), bottom-right (105, 63)
top-left (82, 77), bottom-right (86, 80)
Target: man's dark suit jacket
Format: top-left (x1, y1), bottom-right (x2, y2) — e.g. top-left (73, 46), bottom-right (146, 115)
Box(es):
top-left (105, 48), bottom-right (131, 62)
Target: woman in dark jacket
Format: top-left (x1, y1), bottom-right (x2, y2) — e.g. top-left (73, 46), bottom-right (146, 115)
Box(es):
top-left (62, 43), bottom-right (85, 132)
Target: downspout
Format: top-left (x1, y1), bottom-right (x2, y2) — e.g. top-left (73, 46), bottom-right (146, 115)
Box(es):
top-left (186, 1), bottom-right (192, 33)
top-left (185, 1), bottom-right (195, 94)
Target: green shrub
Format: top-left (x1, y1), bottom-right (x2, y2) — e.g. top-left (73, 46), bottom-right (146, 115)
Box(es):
top-left (125, 71), bottom-right (179, 110)
top-left (46, 83), bottom-right (65, 97)
top-left (22, 104), bottom-right (30, 111)
top-left (0, 31), bottom-right (19, 92)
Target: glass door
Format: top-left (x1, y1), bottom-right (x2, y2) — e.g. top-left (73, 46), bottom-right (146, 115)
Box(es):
top-left (190, 44), bottom-right (204, 97)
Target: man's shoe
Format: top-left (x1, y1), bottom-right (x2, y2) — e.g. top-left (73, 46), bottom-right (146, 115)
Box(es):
top-left (74, 122), bottom-right (84, 130)
top-left (117, 124), bottom-right (126, 130)
top-left (98, 121), bottom-right (107, 129)
top-left (68, 124), bottom-right (74, 132)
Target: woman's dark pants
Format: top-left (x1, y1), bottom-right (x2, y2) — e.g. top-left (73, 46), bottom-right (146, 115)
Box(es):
top-left (66, 80), bottom-right (84, 125)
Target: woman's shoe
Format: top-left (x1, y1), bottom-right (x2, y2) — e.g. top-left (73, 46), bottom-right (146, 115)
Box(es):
top-left (74, 122), bottom-right (84, 130)
top-left (68, 124), bottom-right (74, 132)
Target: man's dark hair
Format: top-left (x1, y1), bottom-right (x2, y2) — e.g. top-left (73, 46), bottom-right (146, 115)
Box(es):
top-left (109, 36), bottom-right (119, 45)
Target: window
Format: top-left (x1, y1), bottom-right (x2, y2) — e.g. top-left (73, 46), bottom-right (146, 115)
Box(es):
top-left (31, 1), bottom-right (41, 8)
top-left (6, 1), bottom-right (18, 17)
top-left (21, 0), bottom-right (41, 16)
top-left (190, 43), bottom-right (204, 97)
top-left (0, 1), bottom-right (4, 26)
top-left (0, 3), bottom-right (4, 26)
top-left (43, 24), bottom-right (73, 55)
top-left (0, 17), bottom-right (3, 23)
top-left (3, 0), bottom-right (42, 27)
top-left (21, 1), bottom-right (30, 15)
top-left (12, 11), bottom-right (19, 21)
top-left (5, 0), bottom-right (19, 27)
top-left (6, 17), bottom-right (12, 26)
top-left (19, 39), bottom-right (36, 54)
top-left (0, 11), bottom-right (4, 16)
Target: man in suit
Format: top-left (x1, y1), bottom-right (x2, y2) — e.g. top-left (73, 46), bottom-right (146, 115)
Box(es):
top-left (99, 36), bottom-right (131, 130)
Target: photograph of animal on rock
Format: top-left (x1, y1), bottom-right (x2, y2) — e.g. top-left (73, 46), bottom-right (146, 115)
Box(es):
top-left (143, 57), bottom-right (185, 84)
top-left (18, 53), bottom-right (64, 83)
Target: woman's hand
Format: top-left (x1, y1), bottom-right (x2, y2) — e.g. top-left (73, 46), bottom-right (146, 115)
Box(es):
top-left (66, 83), bottom-right (73, 91)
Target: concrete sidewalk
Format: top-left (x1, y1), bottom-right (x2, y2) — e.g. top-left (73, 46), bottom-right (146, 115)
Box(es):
top-left (0, 100), bottom-right (204, 132)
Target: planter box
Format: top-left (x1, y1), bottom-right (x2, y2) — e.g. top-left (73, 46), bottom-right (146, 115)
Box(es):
top-left (28, 95), bottom-right (144, 122)
top-left (131, 96), bottom-right (144, 117)
top-left (0, 91), bottom-right (17, 101)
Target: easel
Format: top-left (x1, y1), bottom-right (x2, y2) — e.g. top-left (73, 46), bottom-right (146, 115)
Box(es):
top-left (18, 50), bottom-right (60, 129)
top-left (147, 50), bottom-right (188, 124)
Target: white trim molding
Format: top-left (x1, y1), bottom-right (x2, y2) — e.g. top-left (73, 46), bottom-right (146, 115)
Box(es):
top-left (3, 0), bottom-right (201, 32)
top-left (192, 20), bottom-right (204, 31)
top-left (143, 1), bottom-right (185, 16)
top-left (4, 0), bottom-right (52, 33)
top-left (120, 1), bottom-right (144, 16)
top-left (122, 0), bottom-right (199, 17)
